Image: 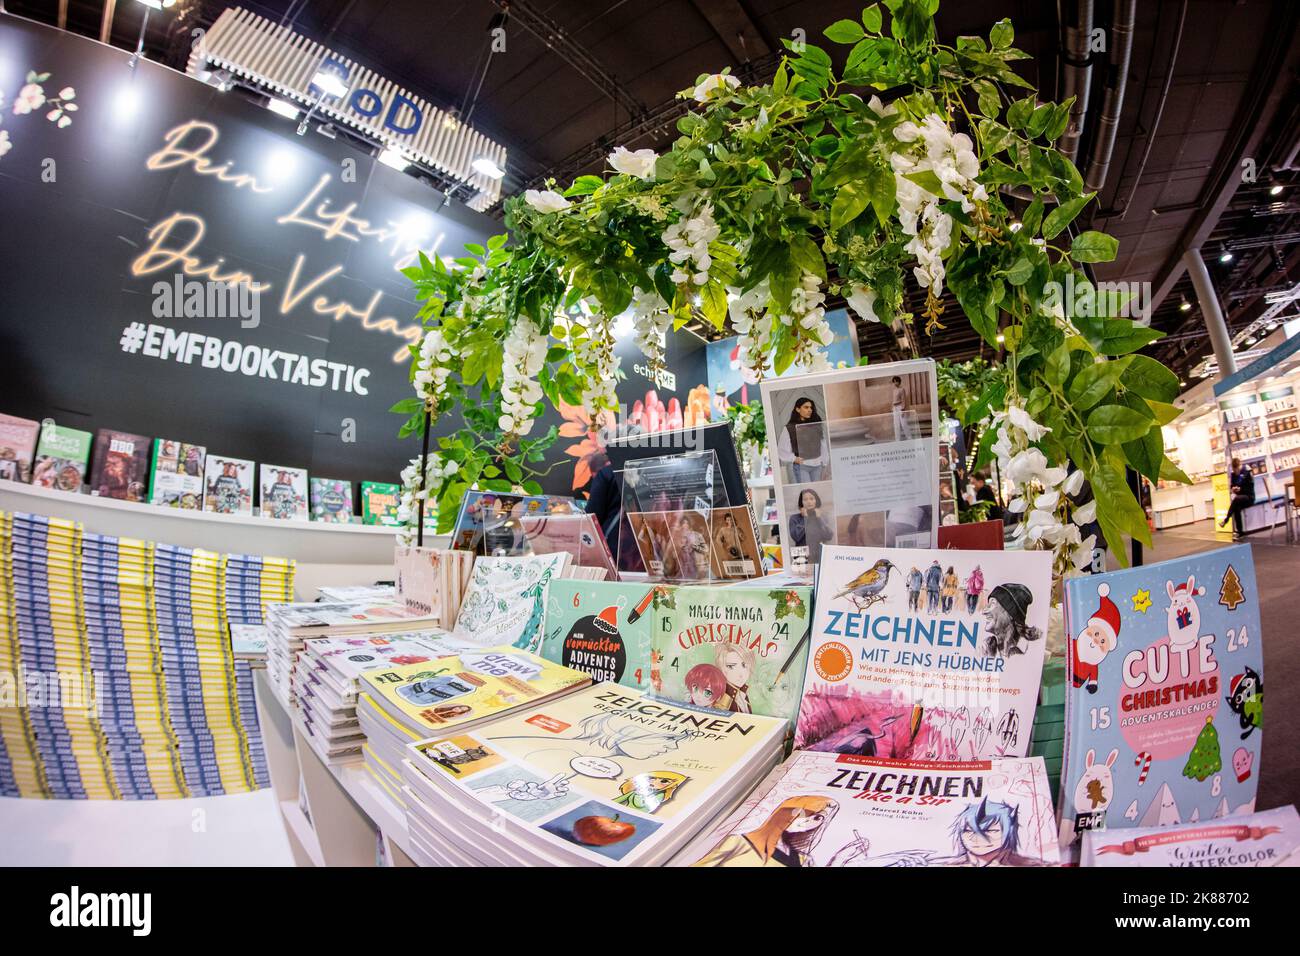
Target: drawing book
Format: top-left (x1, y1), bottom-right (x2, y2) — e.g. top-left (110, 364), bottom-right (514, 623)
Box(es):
top-left (796, 545), bottom-right (1052, 760)
top-left (539, 580), bottom-right (674, 691)
top-left (89, 429), bottom-right (152, 501)
top-left (452, 552), bottom-right (571, 652)
top-left (1082, 804), bottom-right (1299, 867)
top-left (149, 439), bottom-right (206, 509)
top-left (1059, 543), bottom-right (1263, 848)
top-left (361, 481), bottom-right (402, 526)
top-left (260, 464), bottom-right (309, 520)
top-left (32, 422), bottom-right (92, 492)
top-left (202, 454), bottom-right (254, 515)
top-left (402, 682), bottom-right (785, 866)
top-left (683, 751), bottom-right (1059, 867)
top-left (310, 477), bottom-right (353, 523)
top-left (0, 413), bottom-right (40, 483)
top-left (650, 584), bottom-right (812, 726)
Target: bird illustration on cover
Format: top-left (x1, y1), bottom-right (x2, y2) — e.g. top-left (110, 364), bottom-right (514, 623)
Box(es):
top-left (835, 559), bottom-right (898, 611)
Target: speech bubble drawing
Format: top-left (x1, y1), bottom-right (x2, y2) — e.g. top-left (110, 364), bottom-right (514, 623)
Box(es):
top-left (571, 756), bottom-right (623, 779)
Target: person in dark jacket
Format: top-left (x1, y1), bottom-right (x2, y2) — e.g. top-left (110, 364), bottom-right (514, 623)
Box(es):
top-left (971, 473), bottom-right (1003, 521)
top-left (1219, 457), bottom-right (1256, 537)
top-left (585, 454), bottom-right (623, 554)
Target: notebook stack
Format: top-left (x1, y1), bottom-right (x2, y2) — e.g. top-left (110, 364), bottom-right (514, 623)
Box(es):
top-left (400, 683), bottom-right (787, 867)
top-left (293, 631), bottom-right (471, 766)
top-left (356, 649), bottom-right (590, 807)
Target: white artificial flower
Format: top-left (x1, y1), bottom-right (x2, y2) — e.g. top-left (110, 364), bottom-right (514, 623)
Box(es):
top-left (523, 188), bottom-right (571, 213)
top-left (608, 146), bottom-right (657, 180)
top-left (1006, 448), bottom-right (1049, 487)
top-left (1072, 500), bottom-right (1097, 525)
top-left (12, 83), bottom-right (44, 115)
top-left (1035, 490), bottom-right (1060, 510)
top-left (692, 73), bottom-right (740, 102)
top-left (846, 284), bottom-right (881, 323)
top-left (1007, 405), bottom-right (1051, 441)
top-left (0, 130), bottom-right (10, 159)
top-left (1062, 469), bottom-right (1085, 497)
top-left (1007, 497), bottom-right (1028, 514)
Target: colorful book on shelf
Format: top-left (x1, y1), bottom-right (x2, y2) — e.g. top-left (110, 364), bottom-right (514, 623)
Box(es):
top-left (0, 413), bottom-right (40, 483)
top-left (88, 429), bottom-right (152, 502)
top-left (1059, 543), bottom-right (1263, 850)
top-left (1081, 805), bottom-right (1300, 867)
top-left (310, 477), bottom-right (353, 523)
top-left (259, 464), bottom-right (309, 520)
top-left (452, 552), bottom-right (571, 652)
top-left (538, 580), bottom-right (674, 691)
top-left (650, 583), bottom-right (812, 726)
top-left (795, 545), bottom-right (1052, 761)
top-left (149, 439), bottom-right (206, 509)
top-left (31, 422), bottom-right (92, 492)
top-left (683, 752), bottom-right (1060, 867)
top-left (403, 682), bottom-right (786, 866)
top-left (361, 481), bottom-right (402, 526)
top-left (448, 490), bottom-right (578, 553)
top-left (202, 454), bottom-right (254, 515)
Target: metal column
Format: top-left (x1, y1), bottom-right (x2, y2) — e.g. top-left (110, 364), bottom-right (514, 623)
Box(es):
top-left (1182, 248), bottom-right (1237, 378)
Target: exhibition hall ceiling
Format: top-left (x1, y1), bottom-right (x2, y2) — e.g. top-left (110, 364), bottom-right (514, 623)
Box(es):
top-left (10, 0), bottom-right (1300, 380)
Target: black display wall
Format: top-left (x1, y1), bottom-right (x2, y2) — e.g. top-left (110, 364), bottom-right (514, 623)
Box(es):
top-left (0, 13), bottom-right (709, 495)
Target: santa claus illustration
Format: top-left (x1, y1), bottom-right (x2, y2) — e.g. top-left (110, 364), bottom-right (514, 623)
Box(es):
top-left (1071, 583), bottom-right (1121, 694)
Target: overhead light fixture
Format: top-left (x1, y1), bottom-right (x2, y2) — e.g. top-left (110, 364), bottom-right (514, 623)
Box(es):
top-left (1179, 297), bottom-right (1192, 312)
top-left (135, 0), bottom-right (177, 8)
top-left (129, 0), bottom-right (177, 69)
top-left (266, 98), bottom-right (300, 120)
top-left (471, 156), bottom-right (506, 180)
top-left (1220, 249), bottom-right (1234, 263)
top-left (310, 69), bottom-right (349, 99)
top-left (378, 146), bottom-right (409, 171)
top-left (1270, 184), bottom-right (1285, 196)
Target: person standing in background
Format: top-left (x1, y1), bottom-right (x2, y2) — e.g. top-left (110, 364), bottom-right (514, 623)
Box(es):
top-left (778, 396), bottom-right (827, 483)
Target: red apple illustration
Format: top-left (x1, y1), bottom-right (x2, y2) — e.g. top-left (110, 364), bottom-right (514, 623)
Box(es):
top-left (572, 813), bottom-right (635, 846)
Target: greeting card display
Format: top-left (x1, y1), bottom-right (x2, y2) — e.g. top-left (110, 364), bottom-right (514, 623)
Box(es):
top-left (760, 359), bottom-right (939, 566)
top-left (149, 438), bottom-right (206, 509)
top-left (260, 464), bottom-right (309, 520)
top-left (310, 477), bottom-right (353, 523)
top-left (1059, 544), bottom-right (1263, 848)
top-left (796, 545), bottom-right (1052, 760)
top-left (203, 455), bottom-right (254, 515)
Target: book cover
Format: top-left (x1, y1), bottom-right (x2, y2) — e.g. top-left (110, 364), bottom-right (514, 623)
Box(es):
top-left (260, 464), bottom-right (309, 520)
top-left (149, 439), bottom-right (206, 509)
top-left (409, 683), bottom-right (785, 864)
top-left (361, 481), bottom-right (402, 526)
top-left (32, 422), bottom-right (92, 492)
top-left (360, 648), bottom-right (591, 734)
top-left (89, 429), bottom-right (152, 501)
top-left (202, 454), bottom-right (254, 515)
top-left (453, 553), bottom-right (570, 652)
top-left (1059, 543), bottom-right (1263, 847)
top-left (519, 512), bottom-right (618, 577)
top-left (687, 751), bottom-right (1059, 867)
top-left (796, 545), bottom-right (1052, 760)
top-left (449, 490), bottom-right (554, 552)
top-left (539, 580), bottom-right (673, 690)
top-left (650, 584), bottom-right (812, 725)
top-left (304, 633), bottom-right (468, 683)
top-left (310, 477), bottom-right (353, 523)
top-left (0, 413), bottom-right (40, 483)
top-left (1082, 805), bottom-right (1299, 867)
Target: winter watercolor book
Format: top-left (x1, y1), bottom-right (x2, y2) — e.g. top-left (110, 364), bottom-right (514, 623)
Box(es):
top-left (1059, 543), bottom-right (1263, 849)
top-left (1082, 805), bottom-right (1299, 867)
top-left (650, 584), bottom-right (813, 726)
top-left (539, 580), bottom-right (672, 691)
top-left (453, 553), bottom-right (571, 652)
top-left (684, 752), bottom-right (1059, 867)
top-left (796, 545), bottom-right (1052, 760)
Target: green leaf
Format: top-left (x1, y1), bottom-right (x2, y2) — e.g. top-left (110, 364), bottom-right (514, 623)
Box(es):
top-left (1067, 360), bottom-right (1124, 410)
top-left (790, 235), bottom-right (826, 279)
top-left (1004, 257), bottom-right (1033, 286)
top-left (563, 174), bottom-right (603, 197)
top-left (1099, 320), bottom-right (1164, 356)
top-left (862, 4), bottom-right (882, 33)
top-left (963, 379), bottom-right (1006, 426)
top-left (866, 160), bottom-right (896, 223)
top-left (1121, 355), bottom-right (1180, 403)
top-left (1146, 399), bottom-right (1182, 426)
top-left (388, 397), bottom-right (424, 414)
top-left (700, 280), bottom-right (729, 329)
top-left (1160, 457), bottom-right (1191, 484)
top-left (1071, 230), bottom-right (1119, 263)
top-left (1006, 95), bottom-right (1035, 130)
top-left (830, 181), bottom-right (871, 230)
top-left (1087, 404), bottom-right (1153, 444)
top-left (904, 169), bottom-right (945, 196)
top-left (1092, 448), bottom-right (1153, 549)
top-left (1045, 342), bottom-right (1071, 389)
top-left (825, 19), bottom-right (865, 43)
top-left (1042, 192), bottom-right (1094, 240)
top-left (1021, 197), bottom-right (1044, 236)
top-left (989, 17), bottom-right (1014, 50)
top-left (1124, 426), bottom-right (1164, 483)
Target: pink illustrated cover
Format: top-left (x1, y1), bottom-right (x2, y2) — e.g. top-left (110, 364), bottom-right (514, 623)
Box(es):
top-left (0, 414), bottom-right (41, 483)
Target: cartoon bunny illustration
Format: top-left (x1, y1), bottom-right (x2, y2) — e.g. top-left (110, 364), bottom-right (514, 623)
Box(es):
top-left (1072, 747), bottom-right (1118, 835)
top-left (1165, 576), bottom-right (1205, 650)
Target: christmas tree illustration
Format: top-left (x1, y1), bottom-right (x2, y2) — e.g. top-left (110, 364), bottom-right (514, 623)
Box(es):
top-left (1219, 565), bottom-right (1245, 611)
top-left (1182, 716), bottom-right (1222, 781)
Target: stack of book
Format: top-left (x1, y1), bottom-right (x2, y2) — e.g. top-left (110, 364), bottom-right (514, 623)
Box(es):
top-left (317, 584), bottom-right (396, 603)
top-left (393, 547), bottom-right (475, 623)
top-left (293, 631), bottom-right (472, 766)
top-left (262, 599), bottom-right (440, 710)
top-left (400, 683), bottom-right (787, 866)
top-left (229, 623), bottom-right (269, 666)
top-left (356, 648), bottom-right (590, 808)
top-left (677, 751), bottom-right (1060, 867)
top-left (223, 553), bottom-right (296, 625)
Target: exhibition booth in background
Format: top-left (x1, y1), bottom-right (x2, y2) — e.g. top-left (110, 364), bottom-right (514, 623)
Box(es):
top-left (0, 0), bottom-right (1296, 889)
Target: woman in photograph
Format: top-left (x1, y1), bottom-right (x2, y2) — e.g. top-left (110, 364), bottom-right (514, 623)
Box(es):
top-left (778, 395), bottom-right (827, 482)
top-left (891, 375), bottom-right (917, 440)
top-left (788, 488), bottom-right (833, 563)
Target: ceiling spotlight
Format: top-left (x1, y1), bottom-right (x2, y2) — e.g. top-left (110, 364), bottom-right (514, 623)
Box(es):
top-left (1220, 249), bottom-right (1234, 263)
top-left (266, 98), bottom-right (299, 120)
top-left (378, 146), bottom-right (409, 171)
top-left (471, 157), bottom-right (506, 180)
top-left (1270, 184), bottom-right (1285, 196)
top-left (1179, 297), bottom-right (1192, 312)
top-left (310, 69), bottom-right (349, 99)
